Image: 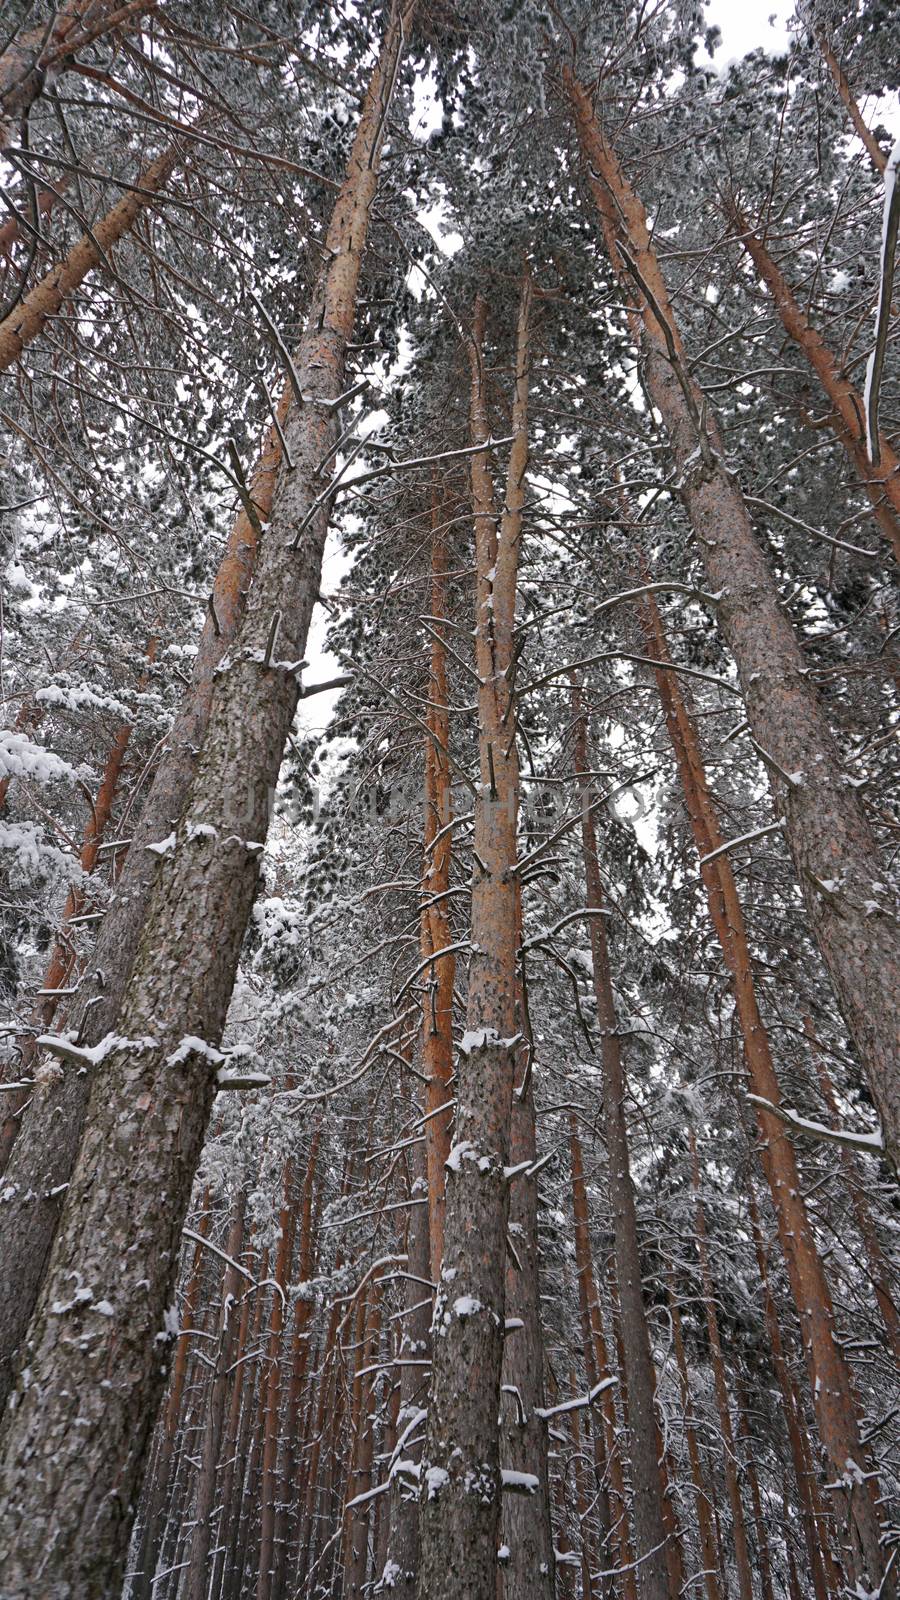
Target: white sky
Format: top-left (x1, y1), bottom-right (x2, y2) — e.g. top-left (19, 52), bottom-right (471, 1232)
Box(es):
top-left (704, 0), bottom-right (793, 66)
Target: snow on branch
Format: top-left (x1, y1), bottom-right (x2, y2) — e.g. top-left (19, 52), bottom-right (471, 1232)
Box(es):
top-left (535, 1376), bottom-right (618, 1420)
top-left (698, 818), bottom-right (786, 867)
top-left (747, 1094), bottom-right (884, 1155)
top-left (0, 730), bottom-right (86, 787)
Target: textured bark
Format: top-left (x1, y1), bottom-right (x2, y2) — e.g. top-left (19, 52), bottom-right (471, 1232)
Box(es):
top-left (417, 274), bottom-right (531, 1600)
top-left (0, 128), bottom-right (187, 372)
top-left (665, 1269), bottom-right (722, 1600)
top-left (0, 382), bottom-right (289, 1406)
top-left (0, 0), bottom-right (155, 143)
top-left (132, 1192), bottom-right (211, 1600)
top-left (730, 209), bottom-right (900, 558)
top-left (342, 1280), bottom-right (383, 1596)
top-left (0, 10), bottom-right (413, 1592)
top-left (815, 32), bottom-right (888, 174)
top-left (422, 500), bottom-right (457, 1283)
top-left (746, 1187), bottom-right (840, 1600)
top-left (0, 711), bottom-right (132, 1177)
top-left (805, 1018), bottom-right (900, 1365)
top-left (689, 1140), bottom-right (754, 1600)
top-left (184, 1194), bottom-right (246, 1600)
top-left (566, 69), bottom-right (900, 1188)
top-left (569, 1122), bottom-right (635, 1600)
top-left (382, 1126), bottom-right (432, 1590)
top-left (499, 918), bottom-right (554, 1600)
top-left (571, 686), bottom-right (671, 1600)
top-left (636, 588), bottom-right (887, 1584)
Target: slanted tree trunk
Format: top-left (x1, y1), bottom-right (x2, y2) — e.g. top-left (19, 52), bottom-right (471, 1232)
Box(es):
top-left (0, 124), bottom-right (191, 371)
top-left (564, 68), bottom-right (900, 1207)
top-left (805, 1017), bottom-right (900, 1365)
top-left (209, 1232), bottom-right (258, 1600)
top-left (736, 1378), bottom-right (776, 1600)
top-left (0, 383), bottom-right (289, 1406)
top-left (0, 707), bottom-right (133, 1176)
top-left (570, 682), bottom-right (671, 1600)
top-left (746, 1186), bottom-right (840, 1600)
top-left (0, 10), bottom-right (414, 1591)
top-left (634, 585), bottom-right (887, 1585)
top-left (727, 206), bottom-right (900, 558)
top-left (0, 0), bottom-right (155, 142)
top-left (815, 31), bottom-right (888, 173)
top-left (417, 270), bottom-right (532, 1600)
top-left (342, 1279), bottom-right (383, 1596)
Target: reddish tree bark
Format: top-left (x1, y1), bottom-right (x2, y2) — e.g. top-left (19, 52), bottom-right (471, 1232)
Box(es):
top-left (665, 1267), bottom-right (722, 1600)
top-left (689, 1138), bottom-right (754, 1600)
top-left (633, 585), bottom-right (888, 1586)
top-left (418, 270), bottom-right (532, 1600)
top-left (421, 496), bottom-right (456, 1282)
top-left (728, 207), bottom-right (900, 558)
top-left (571, 681), bottom-right (671, 1600)
top-left (570, 1122), bottom-right (635, 1600)
top-left (0, 0), bottom-right (156, 143)
top-left (0, 10), bottom-right (414, 1590)
top-left (564, 69), bottom-right (900, 1211)
top-left (815, 32), bottom-right (888, 173)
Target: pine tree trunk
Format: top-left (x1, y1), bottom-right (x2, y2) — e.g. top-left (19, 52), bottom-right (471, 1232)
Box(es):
top-left (728, 208), bottom-right (900, 557)
top-left (422, 495), bottom-right (456, 1282)
top-left (271, 1124), bottom-right (321, 1600)
top-left (736, 1379), bottom-right (776, 1600)
top-left (0, 0), bottom-right (154, 142)
top-left (815, 31), bottom-right (888, 173)
top-left (746, 1187), bottom-right (839, 1600)
top-left (0, 11), bottom-right (413, 1593)
top-left (689, 1139), bottom-right (754, 1600)
top-left (569, 1121), bottom-right (635, 1600)
top-left (0, 710), bottom-right (133, 1177)
top-left (257, 1151), bottom-right (298, 1600)
top-left (634, 586), bottom-right (888, 1585)
top-left (184, 1194), bottom-right (246, 1600)
top-left (499, 1011), bottom-right (554, 1597)
top-left (565, 70), bottom-right (900, 1201)
top-left (417, 271), bottom-right (532, 1600)
top-left (133, 1192), bottom-right (211, 1600)
top-left (382, 1124), bottom-right (432, 1590)
top-left (571, 683), bottom-right (672, 1600)
top-left (805, 1018), bottom-right (900, 1364)
top-left (665, 1268), bottom-right (722, 1600)
top-left (0, 127), bottom-right (189, 371)
top-left (0, 384), bottom-right (288, 1405)
top-left (342, 1280), bottom-right (383, 1596)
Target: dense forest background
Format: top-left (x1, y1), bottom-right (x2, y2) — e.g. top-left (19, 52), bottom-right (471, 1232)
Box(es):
top-left (0, 2), bottom-right (898, 1597)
